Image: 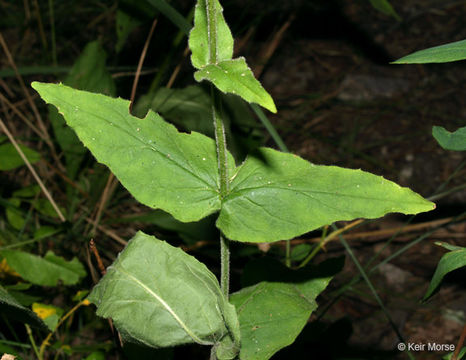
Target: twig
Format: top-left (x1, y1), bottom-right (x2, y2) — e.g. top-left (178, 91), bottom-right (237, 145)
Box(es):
top-left (89, 239), bottom-right (107, 276)
top-left (0, 32), bottom-right (65, 172)
top-left (0, 91), bottom-right (45, 141)
top-left (452, 323), bottom-right (466, 360)
top-left (299, 219), bottom-right (364, 267)
top-left (129, 17), bottom-right (158, 112)
top-left (254, 14), bottom-right (294, 77)
top-left (39, 299), bottom-right (89, 359)
top-left (166, 46), bottom-right (189, 88)
top-left (25, 324), bottom-right (40, 359)
top-left (90, 172), bottom-right (116, 237)
top-left (0, 117), bottom-right (66, 222)
top-left (293, 216), bottom-right (463, 245)
top-left (85, 217), bottom-right (127, 246)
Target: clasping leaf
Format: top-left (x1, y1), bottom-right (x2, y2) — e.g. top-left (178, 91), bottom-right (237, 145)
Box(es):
top-left (88, 232), bottom-right (240, 353)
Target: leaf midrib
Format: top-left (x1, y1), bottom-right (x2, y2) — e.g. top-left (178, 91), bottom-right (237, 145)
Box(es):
top-left (114, 265), bottom-right (214, 346)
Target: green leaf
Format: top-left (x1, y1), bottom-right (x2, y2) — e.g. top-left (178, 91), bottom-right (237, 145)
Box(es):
top-left (392, 39), bottom-right (466, 64)
top-left (13, 184), bottom-right (40, 198)
top-left (31, 198), bottom-right (64, 218)
top-left (435, 241), bottom-right (464, 252)
top-left (290, 244), bottom-right (312, 262)
top-left (6, 198), bottom-right (25, 230)
top-left (189, 0), bottom-right (233, 69)
top-left (423, 247), bottom-right (466, 301)
top-left (49, 41), bottom-right (116, 178)
top-left (0, 143), bottom-right (40, 171)
top-left (369, 0), bottom-right (400, 20)
top-left (33, 84), bottom-right (434, 243)
top-left (0, 250), bottom-right (86, 286)
top-left (133, 85), bottom-right (261, 161)
top-left (32, 302), bottom-right (64, 331)
top-left (116, 10), bottom-right (141, 53)
top-left (32, 82), bottom-right (234, 223)
top-left (88, 231), bottom-right (239, 353)
top-left (194, 58), bottom-right (277, 113)
top-left (189, 0), bottom-right (276, 113)
top-left (0, 284), bottom-right (47, 330)
top-left (218, 148), bottom-right (435, 242)
top-left (84, 352), bottom-right (106, 360)
top-left (432, 125), bottom-right (466, 151)
top-left (230, 257), bottom-right (343, 360)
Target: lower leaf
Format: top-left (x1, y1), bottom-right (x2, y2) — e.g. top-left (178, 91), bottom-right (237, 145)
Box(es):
top-left (88, 231), bottom-right (239, 352)
top-left (230, 257), bottom-right (343, 360)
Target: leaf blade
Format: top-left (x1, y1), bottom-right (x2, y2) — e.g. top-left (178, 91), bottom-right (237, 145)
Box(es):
top-left (189, 0), bottom-right (234, 69)
top-left (432, 125), bottom-right (466, 151)
top-left (218, 148), bottom-right (435, 243)
top-left (194, 58), bottom-right (277, 113)
top-left (49, 41), bottom-right (116, 178)
top-left (392, 39), bottom-right (466, 64)
top-left (32, 82), bottom-right (222, 222)
top-left (0, 250), bottom-right (86, 286)
top-left (230, 258), bottom-right (342, 360)
top-left (0, 284), bottom-right (48, 330)
top-left (88, 231), bottom-right (239, 351)
top-left (0, 143), bottom-right (40, 171)
top-left (423, 247), bottom-right (466, 301)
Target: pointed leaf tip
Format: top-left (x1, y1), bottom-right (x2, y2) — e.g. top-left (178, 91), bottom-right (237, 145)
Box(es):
top-left (194, 58), bottom-right (277, 113)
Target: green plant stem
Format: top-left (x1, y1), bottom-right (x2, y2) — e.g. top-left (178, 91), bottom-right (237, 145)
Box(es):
top-left (39, 299), bottom-right (88, 359)
top-left (25, 324), bottom-right (40, 359)
top-left (207, 0), bottom-right (218, 63)
top-left (211, 85), bottom-right (230, 300)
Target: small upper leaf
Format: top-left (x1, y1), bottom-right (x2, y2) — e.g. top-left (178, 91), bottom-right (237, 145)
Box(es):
top-left (189, 0), bottom-right (276, 113)
top-left (88, 231), bottom-right (239, 351)
top-left (432, 125), bottom-right (466, 151)
top-left (194, 58), bottom-right (277, 113)
top-left (32, 82), bottom-right (233, 223)
top-left (217, 148), bottom-right (435, 242)
top-left (189, 0), bottom-right (233, 69)
top-left (393, 39), bottom-right (466, 64)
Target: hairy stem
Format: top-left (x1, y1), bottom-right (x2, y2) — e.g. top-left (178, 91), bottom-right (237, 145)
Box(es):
top-left (211, 85), bottom-right (230, 300)
top-left (206, 0), bottom-right (218, 63)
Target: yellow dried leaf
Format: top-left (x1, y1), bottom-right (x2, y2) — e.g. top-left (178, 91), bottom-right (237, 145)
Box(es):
top-left (0, 258), bottom-right (20, 278)
top-left (32, 303), bottom-right (57, 320)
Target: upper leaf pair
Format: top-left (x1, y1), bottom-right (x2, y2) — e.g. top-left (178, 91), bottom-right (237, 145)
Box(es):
top-left (31, 82), bottom-right (435, 244)
top-left (189, 0), bottom-right (276, 113)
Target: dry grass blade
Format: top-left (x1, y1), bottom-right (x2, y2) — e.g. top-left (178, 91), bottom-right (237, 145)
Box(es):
top-left (0, 91), bottom-right (44, 139)
top-left (85, 217), bottom-right (127, 246)
top-left (0, 32), bottom-right (65, 172)
top-left (166, 46), bottom-right (189, 89)
top-left (129, 17), bottom-right (158, 111)
top-left (0, 116), bottom-right (65, 222)
top-left (254, 14), bottom-right (295, 78)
